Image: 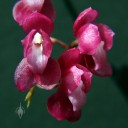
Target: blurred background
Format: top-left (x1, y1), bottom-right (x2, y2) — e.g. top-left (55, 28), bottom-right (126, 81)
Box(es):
top-left (0, 0), bottom-right (128, 128)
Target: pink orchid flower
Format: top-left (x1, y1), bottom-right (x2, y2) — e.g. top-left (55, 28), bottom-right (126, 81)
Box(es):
top-left (22, 29), bottom-right (53, 74)
top-left (73, 7), bottom-right (115, 76)
top-left (47, 48), bottom-right (92, 121)
top-left (14, 28), bottom-right (61, 92)
top-left (13, 0), bottom-right (55, 25)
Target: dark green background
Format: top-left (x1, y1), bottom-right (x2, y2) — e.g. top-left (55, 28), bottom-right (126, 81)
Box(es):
top-left (0, 0), bottom-right (128, 128)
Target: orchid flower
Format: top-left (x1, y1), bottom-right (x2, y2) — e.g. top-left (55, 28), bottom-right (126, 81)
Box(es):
top-left (73, 7), bottom-right (115, 76)
top-left (22, 29), bottom-right (53, 74)
top-left (13, 0), bottom-right (55, 25)
top-left (47, 48), bottom-right (92, 121)
top-left (15, 29), bottom-right (61, 91)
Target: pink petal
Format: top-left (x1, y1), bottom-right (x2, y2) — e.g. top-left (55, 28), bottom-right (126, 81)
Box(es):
top-left (68, 81), bottom-right (86, 111)
top-left (85, 41), bottom-right (112, 76)
top-left (14, 58), bottom-right (36, 92)
top-left (67, 110), bottom-right (81, 122)
top-left (77, 23), bottom-right (101, 55)
top-left (40, 0), bottom-right (56, 21)
top-left (13, 0), bottom-right (55, 25)
top-left (13, 1), bottom-right (32, 25)
top-left (22, 0), bottom-right (45, 11)
top-left (47, 92), bottom-right (73, 120)
top-left (58, 48), bottom-right (81, 74)
top-left (61, 66), bottom-right (84, 95)
top-left (22, 29), bottom-right (36, 57)
top-left (73, 7), bottom-right (98, 35)
top-left (97, 23), bottom-right (115, 51)
top-left (77, 64), bottom-right (92, 93)
top-left (27, 50), bottom-right (48, 74)
top-left (39, 29), bottom-right (53, 57)
top-left (47, 91), bottom-right (82, 122)
top-left (35, 58), bottom-right (61, 90)
top-left (22, 12), bottom-right (54, 35)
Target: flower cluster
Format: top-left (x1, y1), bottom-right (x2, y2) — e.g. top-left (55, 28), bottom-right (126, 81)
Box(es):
top-left (13, 0), bottom-right (114, 122)
top-left (13, 0), bottom-right (61, 91)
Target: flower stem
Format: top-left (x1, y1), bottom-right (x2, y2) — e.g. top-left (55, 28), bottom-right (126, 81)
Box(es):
top-left (50, 37), bottom-right (69, 49)
top-left (69, 39), bottom-right (78, 48)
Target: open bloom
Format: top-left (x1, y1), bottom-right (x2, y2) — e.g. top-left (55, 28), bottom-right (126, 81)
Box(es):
top-left (47, 48), bottom-right (92, 121)
top-left (73, 7), bottom-right (115, 76)
top-left (22, 29), bottom-right (53, 74)
top-left (15, 29), bottom-right (61, 91)
top-left (13, 0), bottom-right (54, 35)
top-left (13, 0), bottom-right (55, 25)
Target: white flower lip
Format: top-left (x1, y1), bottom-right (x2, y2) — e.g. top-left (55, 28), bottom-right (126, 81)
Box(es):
top-left (33, 32), bottom-right (43, 45)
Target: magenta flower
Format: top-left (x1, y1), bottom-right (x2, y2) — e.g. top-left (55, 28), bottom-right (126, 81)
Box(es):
top-left (73, 7), bottom-right (115, 76)
top-left (15, 28), bottom-right (61, 91)
top-left (47, 48), bottom-right (92, 121)
top-left (13, 0), bottom-right (55, 25)
top-left (22, 29), bottom-right (53, 74)
top-left (13, 0), bottom-right (54, 35)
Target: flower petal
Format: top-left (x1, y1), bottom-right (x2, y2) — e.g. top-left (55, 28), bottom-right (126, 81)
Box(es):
top-left (67, 110), bottom-right (81, 122)
top-left (22, 0), bottom-right (45, 11)
top-left (77, 64), bottom-right (92, 93)
top-left (27, 50), bottom-right (48, 74)
top-left (13, 1), bottom-right (32, 25)
top-left (22, 29), bottom-right (36, 57)
top-left (22, 12), bottom-right (54, 35)
top-left (77, 23), bottom-right (101, 55)
top-left (61, 66), bottom-right (84, 95)
top-left (68, 81), bottom-right (86, 111)
top-left (58, 48), bottom-right (81, 74)
top-left (85, 41), bottom-right (112, 76)
top-left (97, 23), bottom-right (115, 51)
top-left (22, 0), bottom-right (55, 21)
top-left (40, 0), bottom-right (56, 21)
top-left (39, 29), bottom-right (53, 57)
top-left (35, 58), bottom-right (61, 90)
top-left (47, 92), bottom-right (73, 120)
top-left (14, 58), bottom-right (36, 92)
top-left (73, 7), bottom-right (98, 35)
